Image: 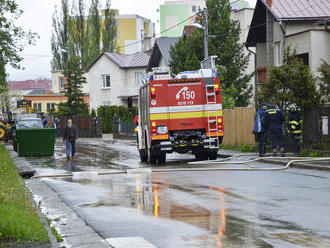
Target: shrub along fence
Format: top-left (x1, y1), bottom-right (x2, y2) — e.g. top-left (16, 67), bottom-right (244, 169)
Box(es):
top-left (97, 106), bottom-right (138, 134)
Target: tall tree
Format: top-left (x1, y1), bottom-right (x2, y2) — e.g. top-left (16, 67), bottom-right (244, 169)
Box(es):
top-left (260, 47), bottom-right (319, 111)
top-left (170, 0), bottom-right (252, 107)
top-left (51, 0), bottom-right (70, 70)
top-left (87, 0), bottom-right (101, 62)
top-left (57, 54), bottom-right (88, 117)
top-left (102, 0), bottom-right (117, 52)
top-left (0, 0), bottom-right (36, 92)
top-left (69, 0), bottom-right (87, 67)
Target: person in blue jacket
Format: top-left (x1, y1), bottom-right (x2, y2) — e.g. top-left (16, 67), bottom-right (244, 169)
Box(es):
top-left (264, 105), bottom-right (286, 157)
top-left (253, 102), bottom-right (268, 157)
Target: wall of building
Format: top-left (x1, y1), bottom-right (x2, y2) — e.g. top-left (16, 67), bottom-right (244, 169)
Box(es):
top-left (231, 8), bottom-right (255, 105)
top-left (51, 71), bottom-right (89, 94)
top-left (160, 3), bottom-right (190, 37)
top-left (88, 55), bottom-right (126, 109)
top-left (286, 30), bottom-right (311, 58)
top-left (311, 30), bottom-right (330, 76)
top-left (23, 95), bottom-right (90, 113)
top-left (116, 15), bottom-right (155, 54)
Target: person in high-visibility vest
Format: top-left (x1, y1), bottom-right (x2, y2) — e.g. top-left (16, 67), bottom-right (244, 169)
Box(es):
top-left (264, 105), bottom-right (286, 157)
top-left (287, 109), bottom-right (303, 155)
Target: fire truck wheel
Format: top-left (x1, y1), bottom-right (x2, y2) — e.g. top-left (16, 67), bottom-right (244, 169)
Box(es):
top-left (158, 154), bottom-right (166, 164)
top-left (139, 149), bottom-right (148, 162)
top-left (0, 125), bottom-right (7, 139)
top-left (194, 151), bottom-right (208, 160)
top-left (149, 154), bottom-right (157, 164)
top-left (209, 150), bottom-right (218, 160)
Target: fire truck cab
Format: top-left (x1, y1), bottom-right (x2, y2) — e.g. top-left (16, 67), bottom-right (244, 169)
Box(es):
top-left (137, 57), bottom-right (224, 164)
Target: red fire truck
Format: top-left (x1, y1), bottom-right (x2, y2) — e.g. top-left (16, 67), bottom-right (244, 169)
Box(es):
top-left (137, 57), bottom-right (224, 164)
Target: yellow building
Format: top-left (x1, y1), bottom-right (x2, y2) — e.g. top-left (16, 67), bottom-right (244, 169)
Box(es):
top-left (23, 89), bottom-right (90, 113)
top-left (101, 10), bottom-right (155, 54)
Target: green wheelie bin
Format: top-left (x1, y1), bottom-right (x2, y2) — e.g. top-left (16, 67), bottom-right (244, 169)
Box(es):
top-left (13, 118), bottom-right (56, 156)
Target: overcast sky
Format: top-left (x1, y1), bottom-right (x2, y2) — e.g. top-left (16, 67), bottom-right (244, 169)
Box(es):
top-left (6, 0), bottom-right (256, 81)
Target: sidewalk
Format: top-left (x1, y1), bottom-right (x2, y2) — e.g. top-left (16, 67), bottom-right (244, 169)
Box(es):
top-left (218, 149), bottom-right (330, 171)
top-left (5, 144), bottom-right (110, 248)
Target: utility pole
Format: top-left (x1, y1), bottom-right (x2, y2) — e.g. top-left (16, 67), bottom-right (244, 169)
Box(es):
top-left (203, 8), bottom-right (208, 60)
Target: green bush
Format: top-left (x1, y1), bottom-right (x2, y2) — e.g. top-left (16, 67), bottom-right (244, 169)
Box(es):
top-left (308, 152), bottom-right (319, 157)
top-left (97, 106), bottom-right (138, 133)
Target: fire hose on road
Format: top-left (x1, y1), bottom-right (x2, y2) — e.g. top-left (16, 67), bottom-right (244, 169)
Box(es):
top-left (31, 156), bottom-right (330, 178)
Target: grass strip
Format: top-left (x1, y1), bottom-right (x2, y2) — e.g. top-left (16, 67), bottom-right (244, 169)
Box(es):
top-left (0, 144), bottom-right (49, 242)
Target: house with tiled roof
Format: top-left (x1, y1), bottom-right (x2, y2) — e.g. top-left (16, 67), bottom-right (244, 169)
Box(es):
top-left (8, 79), bottom-right (52, 95)
top-left (246, 0), bottom-right (330, 83)
top-left (6, 80), bottom-right (52, 113)
top-left (86, 51), bottom-right (150, 110)
top-left (147, 37), bottom-right (180, 72)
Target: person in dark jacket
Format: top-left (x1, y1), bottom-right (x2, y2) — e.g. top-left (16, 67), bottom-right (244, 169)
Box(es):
top-left (253, 102), bottom-right (268, 156)
top-left (287, 109), bottom-right (302, 155)
top-left (63, 119), bottom-right (78, 160)
top-left (54, 117), bottom-right (60, 137)
top-left (41, 115), bottom-right (48, 127)
top-left (264, 105), bottom-right (286, 157)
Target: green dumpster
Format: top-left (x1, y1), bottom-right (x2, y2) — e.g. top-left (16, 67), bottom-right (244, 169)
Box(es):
top-left (16, 128), bottom-right (56, 156)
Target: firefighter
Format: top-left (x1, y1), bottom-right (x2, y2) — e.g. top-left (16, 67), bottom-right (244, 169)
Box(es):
top-left (253, 102), bottom-right (268, 157)
top-left (264, 105), bottom-right (286, 157)
top-left (287, 109), bottom-right (302, 155)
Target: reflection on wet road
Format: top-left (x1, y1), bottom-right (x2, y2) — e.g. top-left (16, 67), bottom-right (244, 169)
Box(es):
top-left (31, 138), bottom-right (330, 248)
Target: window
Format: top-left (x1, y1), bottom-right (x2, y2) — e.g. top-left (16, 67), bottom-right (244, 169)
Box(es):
top-left (297, 53), bottom-right (309, 66)
top-left (102, 74), bottom-right (111, 89)
top-left (59, 77), bottom-right (65, 89)
top-left (33, 103), bottom-right (42, 112)
top-left (192, 5), bottom-right (196, 13)
top-left (47, 103), bottom-right (56, 111)
top-left (275, 41), bottom-right (282, 66)
top-left (135, 72), bottom-right (144, 87)
top-left (321, 116), bottom-right (328, 135)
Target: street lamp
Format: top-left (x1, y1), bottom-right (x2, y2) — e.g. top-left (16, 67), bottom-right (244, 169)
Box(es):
top-left (191, 8), bottom-right (208, 60)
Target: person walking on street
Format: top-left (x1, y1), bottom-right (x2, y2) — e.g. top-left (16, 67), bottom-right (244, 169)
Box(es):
top-left (63, 119), bottom-right (78, 160)
top-left (54, 117), bottom-right (60, 137)
top-left (41, 115), bottom-right (48, 127)
top-left (253, 102), bottom-right (268, 157)
top-left (264, 105), bottom-right (286, 157)
top-left (287, 109), bottom-right (302, 155)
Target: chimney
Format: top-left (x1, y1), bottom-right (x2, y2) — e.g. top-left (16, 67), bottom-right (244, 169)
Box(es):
top-left (266, 0), bottom-right (272, 7)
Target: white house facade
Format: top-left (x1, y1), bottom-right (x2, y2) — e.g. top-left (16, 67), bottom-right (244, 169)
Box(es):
top-left (87, 51), bottom-right (150, 110)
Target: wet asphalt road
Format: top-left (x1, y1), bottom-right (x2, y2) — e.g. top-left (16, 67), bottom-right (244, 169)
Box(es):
top-left (29, 138), bottom-right (330, 248)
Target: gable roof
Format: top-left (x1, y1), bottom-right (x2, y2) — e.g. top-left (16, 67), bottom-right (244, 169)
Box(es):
top-left (7, 80), bottom-right (52, 90)
top-left (246, 0), bottom-right (330, 47)
top-left (87, 51), bottom-right (150, 71)
top-left (147, 37), bottom-right (180, 72)
top-left (261, 0), bottom-right (330, 20)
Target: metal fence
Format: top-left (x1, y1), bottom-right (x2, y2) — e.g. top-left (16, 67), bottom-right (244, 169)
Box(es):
top-left (303, 107), bottom-right (330, 144)
top-left (58, 117), bottom-right (102, 138)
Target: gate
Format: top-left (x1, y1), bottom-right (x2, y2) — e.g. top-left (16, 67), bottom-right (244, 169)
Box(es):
top-left (58, 117), bottom-right (102, 138)
top-left (303, 107), bottom-right (330, 144)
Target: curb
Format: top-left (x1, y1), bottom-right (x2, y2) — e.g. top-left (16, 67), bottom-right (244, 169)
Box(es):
top-left (262, 158), bottom-right (330, 171)
top-left (6, 145), bottom-right (110, 248)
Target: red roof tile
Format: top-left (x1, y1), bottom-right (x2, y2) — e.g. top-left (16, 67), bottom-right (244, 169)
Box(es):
top-left (7, 80), bottom-right (52, 90)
